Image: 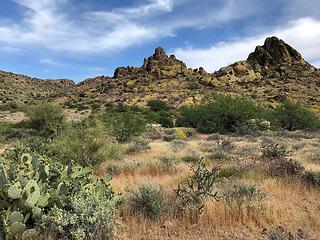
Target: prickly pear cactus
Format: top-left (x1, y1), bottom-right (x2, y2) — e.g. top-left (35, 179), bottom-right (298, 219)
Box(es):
top-left (0, 147), bottom-right (116, 239)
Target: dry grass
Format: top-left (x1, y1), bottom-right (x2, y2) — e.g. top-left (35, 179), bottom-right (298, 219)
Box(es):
top-left (105, 132), bottom-right (320, 239)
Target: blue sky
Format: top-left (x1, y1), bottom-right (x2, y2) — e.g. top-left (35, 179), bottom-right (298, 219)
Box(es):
top-left (0, 0), bottom-right (319, 82)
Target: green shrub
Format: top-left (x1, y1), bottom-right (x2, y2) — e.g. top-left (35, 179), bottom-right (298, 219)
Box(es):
top-left (147, 100), bottom-right (170, 112)
top-left (49, 120), bottom-right (121, 167)
top-left (101, 111), bottom-right (146, 142)
top-left (274, 100), bottom-right (320, 131)
top-left (303, 171), bottom-right (320, 187)
top-left (177, 94), bottom-right (263, 133)
top-left (128, 184), bottom-right (165, 219)
top-left (176, 105), bottom-right (203, 129)
top-left (147, 110), bottom-right (174, 128)
top-left (23, 103), bottom-right (66, 137)
top-left (0, 121), bottom-right (13, 142)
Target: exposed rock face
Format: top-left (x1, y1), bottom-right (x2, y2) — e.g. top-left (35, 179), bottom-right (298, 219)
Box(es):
top-left (247, 36), bottom-right (305, 67)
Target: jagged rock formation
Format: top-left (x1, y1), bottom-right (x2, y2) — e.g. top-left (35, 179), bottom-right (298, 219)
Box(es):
top-left (247, 37), bottom-right (306, 67)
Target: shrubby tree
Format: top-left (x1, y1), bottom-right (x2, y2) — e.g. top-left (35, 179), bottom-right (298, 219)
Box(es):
top-left (23, 102), bottom-right (66, 137)
top-left (274, 100), bottom-right (320, 131)
top-left (101, 111), bottom-right (146, 142)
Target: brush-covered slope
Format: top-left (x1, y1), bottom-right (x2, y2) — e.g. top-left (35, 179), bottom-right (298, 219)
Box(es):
top-left (0, 70), bottom-right (75, 104)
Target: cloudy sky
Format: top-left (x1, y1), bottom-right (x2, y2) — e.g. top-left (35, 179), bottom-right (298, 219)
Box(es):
top-left (0, 0), bottom-right (319, 82)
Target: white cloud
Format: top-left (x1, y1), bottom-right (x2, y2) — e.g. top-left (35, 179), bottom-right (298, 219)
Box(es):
top-left (0, 0), bottom-right (173, 54)
top-left (0, 0), bottom-right (274, 55)
top-left (173, 18), bottom-right (320, 72)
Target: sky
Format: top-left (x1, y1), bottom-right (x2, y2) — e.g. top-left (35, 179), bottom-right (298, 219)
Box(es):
top-left (0, 0), bottom-right (319, 82)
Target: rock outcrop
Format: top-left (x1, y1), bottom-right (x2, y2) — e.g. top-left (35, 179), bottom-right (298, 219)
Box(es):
top-left (247, 37), bottom-right (306, 67)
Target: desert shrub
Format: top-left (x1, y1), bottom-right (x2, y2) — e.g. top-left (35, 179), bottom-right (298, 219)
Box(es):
top-left (222, 182), bottom-right (266, 212)
top-left (106, 164), bottom-right (122, 176)
top-left (174, 128), bottom-right (187, 139)
top-left (170, 139), bottom-right (188, 151)
top-left (147, 110), bottom-right (174, 128)
top-left (101, 111), bottom-right (146, 142)
top-left (0, 148), bottom-right (119, 240)
top-left (268, 158), bottom-right (304, 177)
top-left (158, 155), bottom-right (177, 170)
top-left (0, 121), bottom-right (13, 142)
top-left (49, 120), bottom-right (121, 167)
top-left (217, 138), bottom-right (236, 152)
top-left (187, 81), bottom-right (200, 90)
top-left (305, 148), bottom-right (320, 162)
top-left (174, 160), bottom-right (220, 214)
top-left (218, 164), bottom-right (252, 179)
top-left (126, 139), bottom-right (151, 154)
top-left (177, 94), bottom-right (263, 133)
top-left (261, 141), bottom-right (291, 159)
top-left (274, 100), bottom-right (320, 131)
top-left (23, 102), bottom-right (66, 137)
top-left (128, 184), bottom-right (165, 219)
top-left (181, 151), bottom-right (201, 163)
top-left (208, 149), bottom-right (230, 161)
top-left (236, 118), bottom-right (271, 135)
top-left (303, 171), bottom-right (320, 187)
top-left (207, 133), bottom-right (223, 141)
top-left (266, 226), bottom-right (286, 240)
top-left (146, 123), bottom-right (163, 139)
top-left (147, 100), bottom-right (170, 112)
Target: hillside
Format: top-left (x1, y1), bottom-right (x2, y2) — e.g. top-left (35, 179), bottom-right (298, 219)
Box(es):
top-left (1, 36), bottom-right (320, 110)
top-left (0, 70), bottom-right (75, 105)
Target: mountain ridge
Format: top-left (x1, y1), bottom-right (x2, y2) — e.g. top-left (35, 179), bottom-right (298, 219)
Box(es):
top-left (1, 36), bottom-right (320, 110)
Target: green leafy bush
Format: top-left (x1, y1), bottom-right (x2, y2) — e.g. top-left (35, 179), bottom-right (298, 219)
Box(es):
top-left (23, 103), bottom-right (66, 137)
top-left (101, 111), bottom-right (146, 142)
top-left (0, 148), bottom-right (120, 240)
top-left (274, 100), bottom-right (320, 131)
top-left (147, 100), bottom-right (170, 112)
top-left (128, 184), bottom-right (165, 219)
top-left (49, 120), bottom-right (121, 167)
top-left (177, 94), bottom-right (263, 133)
top-left (147, 110), bottom-right (174, 128)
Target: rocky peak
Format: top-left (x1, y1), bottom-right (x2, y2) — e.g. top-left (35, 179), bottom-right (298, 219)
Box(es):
top-left (247, 36), bottom-right (305, 67)
top-left (153, 47), bottom-right (167, 60)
